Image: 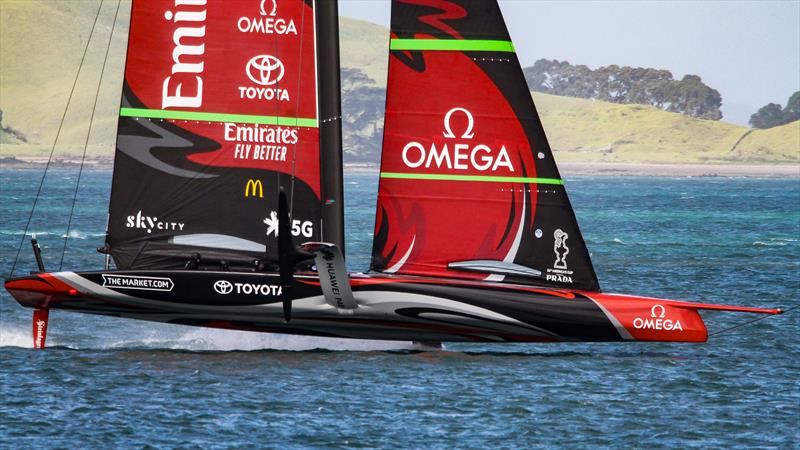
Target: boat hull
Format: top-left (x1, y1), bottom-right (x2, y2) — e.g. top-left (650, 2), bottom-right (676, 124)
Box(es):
top-left (3, 270), bottom-right (778, 344)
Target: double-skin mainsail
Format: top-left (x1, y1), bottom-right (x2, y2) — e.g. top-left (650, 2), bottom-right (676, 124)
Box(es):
top-left (107, 0), bottom-right (343, 270)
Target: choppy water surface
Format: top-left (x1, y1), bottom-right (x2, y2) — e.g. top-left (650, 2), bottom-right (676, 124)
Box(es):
top-left (1, 169), bottom-right (798, 448)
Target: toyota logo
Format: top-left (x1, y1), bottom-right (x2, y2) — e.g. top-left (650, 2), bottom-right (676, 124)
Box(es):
top-left (214, 280), bottom-right (233, 295)
top-left (246, 54), bottom-right (285, 86)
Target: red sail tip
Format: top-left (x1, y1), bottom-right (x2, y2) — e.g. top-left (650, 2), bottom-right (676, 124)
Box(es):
top-left (32, 309), bottom-right (49, 349)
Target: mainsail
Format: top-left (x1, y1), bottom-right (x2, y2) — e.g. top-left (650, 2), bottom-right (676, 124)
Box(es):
top-left (106, 0), bottom-right (343, 270)
top-left (371, 0), bottom-right (599, 291)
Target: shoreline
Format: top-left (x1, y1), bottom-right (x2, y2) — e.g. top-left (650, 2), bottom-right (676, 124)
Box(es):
top-left (1, 157), bottom-right (798, 178)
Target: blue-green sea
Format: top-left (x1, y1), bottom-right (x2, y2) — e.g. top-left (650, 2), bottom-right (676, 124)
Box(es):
top-left (1, 168), bottom-right (798, 448)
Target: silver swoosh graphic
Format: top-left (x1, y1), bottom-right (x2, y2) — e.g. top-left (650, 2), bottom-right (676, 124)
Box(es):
top-left (118, 116), bottom-right (216, 179)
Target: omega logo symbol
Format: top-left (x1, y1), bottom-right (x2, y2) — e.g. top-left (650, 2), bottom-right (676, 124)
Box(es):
top-left (650, 304), bottom-right (666, 318)
top-left (259, 0), bottom-right (277, 16)
top-left (442, 107), bottom-right (475, 139)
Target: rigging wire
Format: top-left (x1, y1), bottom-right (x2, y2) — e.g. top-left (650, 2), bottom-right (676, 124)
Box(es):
top-left (289, 0), bottom-right (309, 223)
top-left (59, 0), bottom-right (122, 271)
top-left (709, 304), bottom-right (798, 337)
top-left (8, 0), bottom-right (105, 279)
top-left (268, 1), bottom-right (282, 261)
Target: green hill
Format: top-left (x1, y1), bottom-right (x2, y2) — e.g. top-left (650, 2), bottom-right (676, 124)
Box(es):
top-left (0, 0), bottom-right (128, 154)
top-left (1, 0), bottom-right (797, 165)
top-left (533, 93), bottom-right (799, 163)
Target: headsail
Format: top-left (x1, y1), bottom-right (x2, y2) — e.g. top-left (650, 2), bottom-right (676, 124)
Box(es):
top-left (106, 0), bottom-right (341, 270)
top-left (371, 0), bottom-right (599, 291)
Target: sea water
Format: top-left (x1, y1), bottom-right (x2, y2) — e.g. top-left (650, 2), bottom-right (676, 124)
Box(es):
top-left (1, 169), bottom-right (798, 448)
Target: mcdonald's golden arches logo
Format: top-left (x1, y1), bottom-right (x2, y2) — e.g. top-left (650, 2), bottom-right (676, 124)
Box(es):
top-left (245, 179), bottom-right (263, 198)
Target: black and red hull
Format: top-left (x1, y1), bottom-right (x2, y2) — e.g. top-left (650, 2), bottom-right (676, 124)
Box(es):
top-left (4, 270), bottom-right (780, 345)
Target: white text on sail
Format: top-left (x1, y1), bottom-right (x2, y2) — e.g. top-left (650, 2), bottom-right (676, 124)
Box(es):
top-left (401, 108), bottom-right (515, 172)
top-left (161, 0), bottom-right (207, 109)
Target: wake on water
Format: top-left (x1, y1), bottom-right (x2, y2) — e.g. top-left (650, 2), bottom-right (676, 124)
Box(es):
top-left (0, 323), bottom-right (414, 352)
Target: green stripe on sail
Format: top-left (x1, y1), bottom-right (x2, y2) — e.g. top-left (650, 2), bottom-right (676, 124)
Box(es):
top-left (380, 172), bottom-right (563, 185)
top-left (119, 107), bottom-right (318, 128)
top-left (389, 39), bottom-right (515, 53)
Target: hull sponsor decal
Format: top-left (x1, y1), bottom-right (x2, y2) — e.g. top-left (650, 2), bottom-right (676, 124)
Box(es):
top-left (213, 280), bottom-right (282, 296)
top-left (633, 304), bottom-right (684, 331)
top-left (101, 274), bottom-right (175, 292)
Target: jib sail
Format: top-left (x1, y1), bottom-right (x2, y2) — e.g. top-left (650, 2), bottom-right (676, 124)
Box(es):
top-left (371, 0), bottom-right (599, 291)
top-left (106, 0), bottom-right (343, 270)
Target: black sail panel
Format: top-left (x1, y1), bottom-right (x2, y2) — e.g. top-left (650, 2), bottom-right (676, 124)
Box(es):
top-left (371, 0), bottom-right (600, 291)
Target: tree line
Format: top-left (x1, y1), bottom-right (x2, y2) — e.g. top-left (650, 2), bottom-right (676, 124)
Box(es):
top-left (749, 91), bottom-right (799, 129)
top-left (522, 59), bottom-right (723, 120)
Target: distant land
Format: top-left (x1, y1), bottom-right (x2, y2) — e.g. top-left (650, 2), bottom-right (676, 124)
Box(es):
top-left (1, 1), bottom-right (798, 175)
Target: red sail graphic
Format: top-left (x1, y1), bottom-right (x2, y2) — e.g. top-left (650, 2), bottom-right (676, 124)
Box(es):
top-left (372, 0), bottom-right (599, 291)
top-left (376, 53), bottom-right (537, 277)
top-left (124, 0), bottom-right (319, 187)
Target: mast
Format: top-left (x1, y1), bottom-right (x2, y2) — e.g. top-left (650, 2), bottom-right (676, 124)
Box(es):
top-left (315, 0), bottom-right (345, 254)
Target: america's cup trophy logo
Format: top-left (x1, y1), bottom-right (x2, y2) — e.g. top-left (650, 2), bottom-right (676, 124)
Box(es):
top-left (553, 229), bottom-right (570, 269)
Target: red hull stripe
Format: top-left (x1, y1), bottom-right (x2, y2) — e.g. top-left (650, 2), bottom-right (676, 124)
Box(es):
top-left (380, 172), bottom-right (563, 184)
top-left (119, 108), bottom-right (318, 128)
top-left (390, 39), bottom-right (515, 52)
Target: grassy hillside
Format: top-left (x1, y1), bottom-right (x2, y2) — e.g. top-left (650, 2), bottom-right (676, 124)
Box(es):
top-left (733, 122), bottom-right (800, 162)
top-left (534, 93), bottom-right (799, 163)
top-left (339, 18), bottom-right (389, 85)
top-left (0, 0), bottom-right (128, 154)
top-left (1, 0), bottom-right (797, 164)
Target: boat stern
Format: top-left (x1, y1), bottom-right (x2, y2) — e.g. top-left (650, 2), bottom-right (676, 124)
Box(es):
top-left (585, 292), bottom-right (781, 343)
top-left (4, 273), bottom-right (78, 310)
